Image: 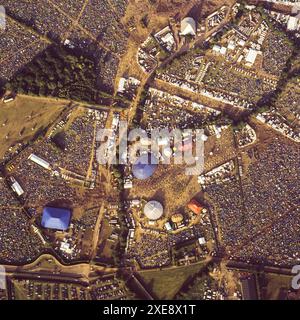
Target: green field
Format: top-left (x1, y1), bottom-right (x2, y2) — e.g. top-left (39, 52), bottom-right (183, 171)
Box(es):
top-left (139, 261), bottom-right (208, 299)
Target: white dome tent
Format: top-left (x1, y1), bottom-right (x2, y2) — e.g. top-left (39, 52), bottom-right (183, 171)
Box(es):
top-left (144, 200), bottom-right (163, 221)
top-left (181, 17), bottom-right (196, 36)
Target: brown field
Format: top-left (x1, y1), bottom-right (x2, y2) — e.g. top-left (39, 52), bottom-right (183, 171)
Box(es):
top-left (204, 128), bottom-right (237, 172)
top-left (129, 164), bottom-right (200, 217)
top-left (116, 0), bottom-right (229, 82)
top-left (129, 128), bottom-right (236, 219)
top-left (0, 95), bottom-right (67, 158)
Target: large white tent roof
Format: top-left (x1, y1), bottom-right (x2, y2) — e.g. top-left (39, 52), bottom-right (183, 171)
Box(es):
top-left (144, 201), bottom-right (163, 220)
top-left (181, 17), bottom-right (196, 36)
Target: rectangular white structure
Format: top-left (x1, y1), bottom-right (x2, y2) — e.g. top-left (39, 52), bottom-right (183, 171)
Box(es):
top-left (11, 181), bottom-right (24, 196)
top-left (287, 16), bottom-right (299, 31)
top-left (245, 49), bottom-right (259, 65)
top-left (28, 154), bottom-right (50, 170)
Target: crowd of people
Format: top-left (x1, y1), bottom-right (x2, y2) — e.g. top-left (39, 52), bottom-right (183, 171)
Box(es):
top-left (0, 206), bottom-right (43, 264)
top-left (78, 0), bottom-right (128, 55)
top-left (126, 217), bottom-right (214, 269)
top-left (161, 51), bottom-right (203, 80)
top-left (275, 82), bottom-right (300, 121)
top-left (142, 88), bottom-right (220, 130)
top-left (0, 107), bottom-right (109, 265)
top-left (59, 112), bottom-right (95, 176)
top-left (168, 224), bottom-right (212, 247)
top-left (4, 0), bottom-right (72, 41)
top-left (52, 0), bottom-right (86, 17)
top-left (0, 17), bottom-right (47, 81)
top-left (0, 173), bottom-right (44, 265)
top-left (206, 140), bottom-right (300, 266)
top-left (9, 109), bottom-right (98, 207)
top-left (13, 150), bottom-right (78, 207)
top-left (262, 29), bottom-right (293, 77)
top-left (1, 0), bottom-right (130, 93)
top-left (0, 178), bottom-right (19, 207)
top-left (128, 232), bottom-right (171, 268)
top-left (203, 61), bottom-right (276, 104)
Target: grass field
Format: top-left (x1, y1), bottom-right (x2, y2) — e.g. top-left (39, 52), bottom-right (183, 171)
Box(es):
top-left (264, 273), bottom-right (293, 300)
top-left (139, 261), bottom-right (208, 299)
top-left (0, 95), bottom-right (67, 158)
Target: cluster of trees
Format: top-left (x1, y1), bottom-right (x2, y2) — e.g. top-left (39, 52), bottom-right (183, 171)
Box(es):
top-left (6, 45), bottom-right (113, 104)
top-left (176, 263), bottom-right (218, 300)
top-left (140, 14), bottom-right (149, 28)
top-left (159, 47), bottom-right (204, 72)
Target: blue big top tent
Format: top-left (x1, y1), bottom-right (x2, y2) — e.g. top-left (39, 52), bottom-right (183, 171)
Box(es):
top-left (41, 207), bottom-right (71, 231)
top-left (132, 153), bottom-right (158, 180)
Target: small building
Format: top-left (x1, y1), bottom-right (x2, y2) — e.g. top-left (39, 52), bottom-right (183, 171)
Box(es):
top-left (165, 222), bottom-right (173, 231)
top-left (11, 180), bottom-right (24, 196)
top-left (117, 78), bottom-right (127, 93)
top-left (3, 96), bottom-right (14, 103)
top-left (41, 207), bottom-right (71, 231)
top-left (171, 213), bottom-right (184, 224)
top-left (238, 39), bottom-right (246, 47)
top-left (287, 16), bottom-right (299, 31)
top-left (245, 49), bottom-right (259, 66)
top-left (181, 17), bottom-right (196, 36)
top-left (212, 44), bottom-right (221, 53)
top-left (220, 47), bottom-right (227, 55)
top-left (63, 39), bottom-right (75, 49)
top-left (60, 241), bottom-right (73, 254)
top-left (198, 237), bottom-right (206, 245)
top-left (124, 179), bottom-right (133, 189)
top-left (188, 199), bottom-right (203, 215)
top-left (227, 41), bottom-right (236, 50)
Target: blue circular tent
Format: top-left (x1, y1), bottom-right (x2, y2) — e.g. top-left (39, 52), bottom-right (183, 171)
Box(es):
top-left (132, 153), bottom-right (158, 180)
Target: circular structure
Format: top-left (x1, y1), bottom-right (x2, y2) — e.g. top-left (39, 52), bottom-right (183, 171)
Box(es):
top-left (171, 213), bottom-right (184, 224)
top-left (132, 153), bottom-right (158, 180)
top-left (144, 200), bottom-right (163, 221)
top-left (181, 17), bottom-right (196, 36)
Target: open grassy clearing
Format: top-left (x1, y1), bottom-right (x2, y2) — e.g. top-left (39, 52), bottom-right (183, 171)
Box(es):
top-left (139, 260), bottom-right (208, 299)
top-left (0, 95), bottom-right (66, 158)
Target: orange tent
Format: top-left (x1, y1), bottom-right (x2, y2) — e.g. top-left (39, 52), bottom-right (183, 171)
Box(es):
top-left (188, 199), bottom-right (203, 215)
